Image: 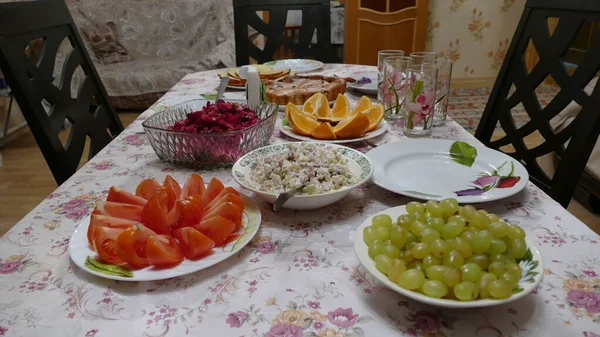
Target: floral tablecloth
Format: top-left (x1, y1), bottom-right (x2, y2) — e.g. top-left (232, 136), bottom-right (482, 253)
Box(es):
top-left (1, 64), bottom-right (599, 337)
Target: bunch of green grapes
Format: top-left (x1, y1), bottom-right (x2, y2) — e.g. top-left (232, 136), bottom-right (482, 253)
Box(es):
top-left (363, 199), bottom-right (528, 301)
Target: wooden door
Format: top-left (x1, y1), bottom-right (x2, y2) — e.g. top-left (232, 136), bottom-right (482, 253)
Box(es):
top-left (344, 0), bottom-right (429, 65)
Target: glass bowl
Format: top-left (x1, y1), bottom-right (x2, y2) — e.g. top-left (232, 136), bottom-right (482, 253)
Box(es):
top-left (142, 99), bottom-right (278, 168)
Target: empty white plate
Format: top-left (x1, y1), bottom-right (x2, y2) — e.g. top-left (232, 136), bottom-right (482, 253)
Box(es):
top-left (264, 59), bottom-right (324, 73)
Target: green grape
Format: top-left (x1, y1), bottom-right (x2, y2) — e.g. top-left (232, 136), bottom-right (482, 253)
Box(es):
top-left (425, 200), bottom-right (445, 218)
top-left (374, 255), bottom-right (393, 275)
top-left (486, 213), bottom-right (500, 223)
top-left (488, 221), bottom-right (509, 238)
top-left (412, 243), bottom-right (431, 259)
top-left (459, 205), bottom-right (476, 219)
top-left (440, 221), bottom-right (465, 240)
top-left (423, 211), bottom-right (433, 220)
top-left (429, 239), bottom-right (451, 258)
top-left (397, 269), bottom-right (425, 290)
top-left (460, 230), bottom-right (474, 243)
top-left (510, 238), bottom-right (528, 259)
top-left (471, 230), bottom-right (493, 254)
top-left (405, 231), bottom-right (418, 245)
top-left (502, 236), bottom-right (513, 248)
top-left (460, 263), bottom-right (482, 282)
top-left (390, 226), bottom-right (408, 248)
top-left (372, 214), bottom-right (393, 229)
top-left (406, 202), bottom-right (426, 215)
top-left (426, 265), bottom-right (449, 281)
top-left (363, 226), bottom-right (377, 245)
top-left (470, 212), bottom-right (491, 230)
top-left (448, 215), bottom-right (467, 226)
top-left (383, 245), bottom-right (402, 259)
top-left (407, 260), bottom-right (423, 272)
top-left (444, 290), bottom-right (459, 300)
top-left (451, 237), bottom-right (473, 258)
top-left (419, 228), bottom-right (441, 244)
top-left (410, 220), bottom-right (429, 236)
top-left (488, 279), bottom-right (512, 299)
top-left (479, 273), bottom-right (497, 299)
top-left (505, 263), bottom-right (522, 278)
top-left (488, 262), bottom-right (506, 278)
top-left (397, 214), bottom-right (412, 229)
top-left (467, 254), bottom-right (490, 270)
top-left (405, 242), bottom-right (418, 251)
top-left (454, 281), bottom-right (477, 301)
top-left (501, 271), bottom-right (519, 288)
top-left (487, 238), bottom-right (507, 255)
top-left (478, 209), bottom-right (488, 215)
top-left (440, 199), bottom-right (459, 219)
top-left (422, 255), bottom-right (441, 270)
top-left (506, 225), bottom-right (526, 239)
top-left (401, 250), bottom-right (415, 264)
top-left (368, 240), bottom-right (386, 258)
top-left (466, 226), bottom-right (479, 233)
top-left (489, 254), bottom-right (505, 263)
top-left (409, 212), bottom-right (423, 223)
top-left (443, 198), bottom-right (459, 208)
top-left (373, 226), bottom-right (391, 242)
top-left (388, 259), bottom-right (406, 283)
top-left (422, 280), bottom-right (448, 298)
top-left (427, 217), bottom-right (446, 231)
top-left (443, 250), bottom-right (465, 269)
top-left (443, 267), bottom-right (461, 288)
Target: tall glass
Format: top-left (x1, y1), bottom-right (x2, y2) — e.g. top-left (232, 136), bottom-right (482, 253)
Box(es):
top-left (381, 56), bottom-right (410, 120)
top-left (409, 51), bottom-right (438, 67)
top-left (425, 57), bottom-right (453, 126)
top-left (377, 50), bottom-right (404, 102)
top-left (403, 64), bottom-right (438, 138)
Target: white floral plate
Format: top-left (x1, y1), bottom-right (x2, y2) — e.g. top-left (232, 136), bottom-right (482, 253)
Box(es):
top-left (264, 59), bottom-right (324, 73)
top-left (68, 194), bottom-right (261, 281)
top-left (347, 72), bottom-right (378, 95)
top-left (366, 139), bottom-right (529, 203)
top-left (280, 120), bottom-right (388, 144)
top-left (354, 205), bottom-right (544, 308)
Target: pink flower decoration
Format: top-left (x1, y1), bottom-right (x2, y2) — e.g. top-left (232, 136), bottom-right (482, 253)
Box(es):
top-left (413, 311), bottom-right (441, 332)
top-left (307, 301), bottom-right (321, 309)
top-left (0, 326), bottom-right (7, 336)
top-left (473, 176), bottom-right (499, 188)
top-left (265, 324), bottom-right (302, 337)
top-left (327, 307), bottom-right (359, 328)
top-left (256, 241), bottom-right (276, 254)
top-left (85, 329), bottom-right (99, 337)
top-left (567, 290), bottom-right (600, 313)
top-left (0, 260), bottom-right (23, 274)
top-left (226, 311), bottom-right (247, 328)
top-left (583, 270), bottom-right (598, 277)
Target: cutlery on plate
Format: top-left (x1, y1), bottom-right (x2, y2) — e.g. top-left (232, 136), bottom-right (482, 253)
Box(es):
top-left (272, 183), bottom-right (306, 212)
top-left (216, 76), bottom-right (229, 101)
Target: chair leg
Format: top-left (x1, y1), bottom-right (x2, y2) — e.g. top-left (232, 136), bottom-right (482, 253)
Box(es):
top-left (1, 95), bottom-right (13, 149)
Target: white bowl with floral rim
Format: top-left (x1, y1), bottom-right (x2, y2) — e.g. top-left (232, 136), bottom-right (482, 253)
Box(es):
top-left (354, 205), bottom-right (544, 308)
top-left (232, 142), bottom-right (374, 210)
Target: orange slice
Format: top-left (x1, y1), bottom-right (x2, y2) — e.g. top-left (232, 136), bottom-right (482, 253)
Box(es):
top-left (285, 103), bottom-right (317, 121)
top-left (361, 103), bottom-right (384, 132)
top-left (350, 96), bottom-right (372, 115)
top-left (310, 122), bottom-right (337, 140)
top-left (289, 108), bottom-right (321, 136)
top-left (331, 94), bottom-right (349, 119)
top-left (303, 93), bottom-right (330, 118)
top-left (333, 113), bottom-right (370, 139)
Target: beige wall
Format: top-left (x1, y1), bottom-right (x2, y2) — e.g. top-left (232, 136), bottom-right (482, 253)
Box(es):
top-left (427, 0), bottom-right (526, 80)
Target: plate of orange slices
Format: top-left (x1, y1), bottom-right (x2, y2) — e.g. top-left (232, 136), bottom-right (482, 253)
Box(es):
top-left (280, 94), bottom-right (388, 143)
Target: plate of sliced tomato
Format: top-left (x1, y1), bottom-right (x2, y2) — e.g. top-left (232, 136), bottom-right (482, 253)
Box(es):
top-left (68, 174), bottom-right (261, 281)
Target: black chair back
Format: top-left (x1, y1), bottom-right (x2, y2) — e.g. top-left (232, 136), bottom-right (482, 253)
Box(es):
top-left (475, 0), bottom-right (600, 208)
top-left (0, 0), bottom-right (123, 185)
top-left (233, 0), bottom-right (333, 66)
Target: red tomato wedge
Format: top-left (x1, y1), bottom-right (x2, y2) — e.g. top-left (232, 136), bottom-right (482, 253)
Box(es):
top-left (204, 187), bottom-right (242, 210)
top-left (87, 214), bottom-right (137, 246)
top-left (205, 193), bottom-right (244, 214)
top-left (146, 234), bottom-right (184, 268)
top-left (174, 198), bottom-right (204, 229)
top-left (201, 178), bottom-right (225, 205)
top-left (106, 186), bottom-right (147, 206)
top-left (135, 179), bottom-right (161, 200)
top-left (93, 201), bottom-right (144, 222)
top-left (194, 215), bottom-right (236, 246)
top-left (142, 190), bottom-right (171, 234)
top-left (115, 224), bottom-right (156, 268)
top-left (92, 226), bottom-right (126, 265)
top-left (163, 175), bottom-right (182, 198)
top-left (203, 202), bottom-right (243, 231)
top-left (181, 173), bottom-right (205, 198)
top-left (157, 186), bottom-right (177, 211)
top-left (173, 227), bottom-right (215, 259)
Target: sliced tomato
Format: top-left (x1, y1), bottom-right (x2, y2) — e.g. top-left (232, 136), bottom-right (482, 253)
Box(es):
top-left (115, 224), bottom-right (156, 268)
top-left (201, 178), bottom-right (225, 205)
top-left (107, 186), bottom-right (147, 206)
top-left (135, 179), bottom-right (161, 200)
top-left (87, 214), bottom-right (137, 246)
top-left (92, 226), bottom-right (126, 265)
top-left (205, 193), bottom-right (244, 214)
top-left (93, 201), bottom-right (144, 222)
top-left (141, 190), bottom-right (171, 234)
top-left (194, 215), bottom-right (236, 246)
top-left (181, 173), bottom-right (205, 198)
top-left (203, 201), bottom-right (243, 231)
top-left (173, 227), bottom-right (215, 259)
top-left (224, 186), bottom-right (240, 196)
top-left (163, 175), bottom-right (182, 198)
top-left (156, 186), bottom-right (177, 211)
top-left (173, 198), bottom-right (204, 229)
top-left (146, 234), bottom-right (184, 268)
top-left (204, 187), bottom-right (241, 210)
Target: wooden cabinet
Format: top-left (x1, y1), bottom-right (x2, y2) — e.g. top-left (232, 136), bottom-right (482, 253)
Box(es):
top-left (343, 0), bottom-right (429, 65)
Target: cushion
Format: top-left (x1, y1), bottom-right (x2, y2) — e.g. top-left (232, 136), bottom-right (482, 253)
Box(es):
top-left (80, 22), bottom-right (132, 65)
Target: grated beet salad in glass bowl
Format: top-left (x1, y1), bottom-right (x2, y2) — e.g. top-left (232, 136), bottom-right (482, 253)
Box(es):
top-left (142, 99), bottom-right (278, 167)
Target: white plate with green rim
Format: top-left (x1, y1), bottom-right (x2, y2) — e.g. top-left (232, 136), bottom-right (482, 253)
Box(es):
top-left (264, 59), bottom-right (324, 73)
top-left (232, 142), bottom-right (373, 210)
top-left (366, 139), bottom-right (529, 203)
top-left (354, 205), bottom-right (543, 308)
top-left (280, 120), bottom-right (388, 144)
top-left (68, 194), bottom-right (261, 281)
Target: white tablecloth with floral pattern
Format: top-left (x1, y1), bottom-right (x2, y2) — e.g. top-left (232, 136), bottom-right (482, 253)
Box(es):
top-left (1, 64), bottom-right (599, 337)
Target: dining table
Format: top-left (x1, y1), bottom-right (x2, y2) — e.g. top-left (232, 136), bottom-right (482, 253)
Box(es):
top-left (1, 63), bottom-right (599, 337)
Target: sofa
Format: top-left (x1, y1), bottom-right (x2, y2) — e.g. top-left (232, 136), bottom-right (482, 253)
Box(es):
top-left (61, 0), bottom-right (236, 110)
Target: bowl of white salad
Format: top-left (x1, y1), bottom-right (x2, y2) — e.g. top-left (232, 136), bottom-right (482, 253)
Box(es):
top-left (232, 142), bottom-right (373, 210)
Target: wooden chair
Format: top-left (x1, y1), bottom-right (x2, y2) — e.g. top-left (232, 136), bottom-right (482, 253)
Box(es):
top-left (344, 0), bottom-right (429, 66)
top-left (0, 0), bottom-right (123, 185)
top-left (233, 0), bottom-right (333, 66)
top-left (475, 0), bottom-right (600, 208)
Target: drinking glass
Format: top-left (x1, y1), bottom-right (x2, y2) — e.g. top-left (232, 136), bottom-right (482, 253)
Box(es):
top-left (377, 50), bottom-right (404, 102)
top-left (403, 64), bottom-right (438, 137)
top-left (381, 56), bottom-right (410, 120)
top-left (425, 57), bottom-right (453, 126)
top-left (409, 51), bottom-right (438, 67)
